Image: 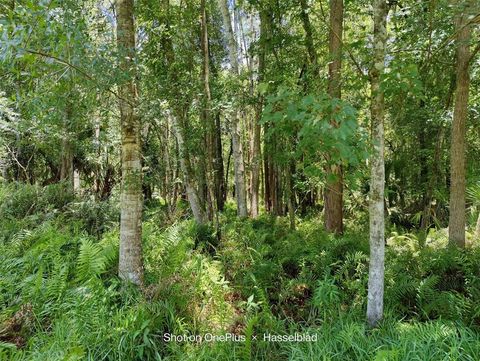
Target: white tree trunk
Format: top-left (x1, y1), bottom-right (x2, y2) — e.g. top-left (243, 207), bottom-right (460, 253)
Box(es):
top-left (367, 0), bottom-right (387, 328)
top-left (217, 0), bottom-right (248, 218)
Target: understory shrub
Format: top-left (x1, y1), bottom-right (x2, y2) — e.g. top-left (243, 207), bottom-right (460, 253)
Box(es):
top-left (1, 184), bottom-right (480, 360)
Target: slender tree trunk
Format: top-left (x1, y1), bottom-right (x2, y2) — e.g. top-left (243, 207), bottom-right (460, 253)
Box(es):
top-left (162, 119), bottom-right (172, 214)
top-left (297, 0), bottom-right (318, 214)
top-left (214, 112), bottom-right (225, 210)
top-left (197, 148), bottom-right (210, 218)
top-left (116, 0), bottom-right (144, 285)
top-left (324, 0), bottom-right (344, 235)
top-left (421, 76), bottom-right (455, 230)
top-left (299, 0), bottom-right (317, 67)
top-left (274, 162), bottom-right (283, 216)
top-left (60, 137), bottom-right (74, 186)
top-left (286, 162), bottom-right (295, 229)
top-left (264, 148), bottom-right (271, 212)
top-left (60, 101), bottom-right (74, 189)
top-left (448, 1), bottom-right (472, 248)
top-left (250, 107), bottom-right (261, 218)
top-left (367, 0), bottom-right (387, 328)
top-left (93, 107), bottom-right (102, 198)
top-left (200, 0), bottom-right (217, 220)
top-left (170, 112), bottom-right (207, 224)
top-left (206, 41), bottom-right (226, 210)
top-left (250, 10), bottom-right (267, 218)
top-left (160, 0), bottom-right (206, 224)
top-left (421, 126), bottom-right (444, 230)
top-left (217, 0), bottom-right (247, 218)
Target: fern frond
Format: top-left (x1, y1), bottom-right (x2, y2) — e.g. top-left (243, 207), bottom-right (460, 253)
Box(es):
top-left (76, 239), bottom-right (107, 282)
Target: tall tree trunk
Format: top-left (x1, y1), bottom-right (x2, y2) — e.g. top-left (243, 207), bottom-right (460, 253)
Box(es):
top-left (161, 0), bottom-right (206, 224)
top-left (206, 32), bottom-right (226, 211)
top-left (367, 0), bottom-right (387, 328)
top-left (217, 0), bottom-right (247, 218)
top-left (324, 0), bottom-right (344, 235)
top-left (200, 0), bottom-right (218, 220)
top-left (116, 0), bottom-right (144, 285)
top-left (297, 0), bottom-right (318, 214)
top-left (250, 9), bottom-right (267, 218)
top-left (448, 1), bottom-right (472, 248)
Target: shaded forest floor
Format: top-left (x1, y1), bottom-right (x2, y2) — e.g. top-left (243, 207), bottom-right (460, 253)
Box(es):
top-left (1, 182), bottom-right (480, 360)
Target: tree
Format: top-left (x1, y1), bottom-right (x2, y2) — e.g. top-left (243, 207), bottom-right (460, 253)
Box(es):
top-left (324, 0), bottom-right (344, 235)
top-left (367, 0), bottom-right (387, 328)
top-left (117, 0), bottom-right (144, 285)
top-left (59, 99), bottom-right (74, 189)
top-left (217, 0), bottom-right (248, 218)
top-left (448, 0), bottom-right (473, 248)
top-left (200, 0), bottom-right (223, 217)
top-left (161, 0), bottom-right (207, 225)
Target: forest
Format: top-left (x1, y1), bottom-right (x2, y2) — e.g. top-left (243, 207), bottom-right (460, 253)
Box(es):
top-left (0, 0), bottom-right (480, 360)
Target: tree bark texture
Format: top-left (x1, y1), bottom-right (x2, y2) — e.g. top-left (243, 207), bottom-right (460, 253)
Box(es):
top-left (116, 0), bottom-right (144, 285)
top-left (324, 0), bottom-right (344, 235)
top-left (448, 0), bottom-right (472, 248)
top-left (367, 0), bottom-right (387, 328)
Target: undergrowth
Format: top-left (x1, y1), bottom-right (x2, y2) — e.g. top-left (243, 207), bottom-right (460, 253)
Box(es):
top-left (1, 183), bottom-right (480, 360)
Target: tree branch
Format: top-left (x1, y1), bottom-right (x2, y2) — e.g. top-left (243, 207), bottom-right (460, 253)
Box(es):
top-left (21, 48), bottom-right (133, 106)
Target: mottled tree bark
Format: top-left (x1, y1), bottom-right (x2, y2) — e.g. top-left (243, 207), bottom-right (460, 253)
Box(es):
top-left (324, 0), bottom-right (344, 235)
top-left (116, 0), bottom-right (144, 285)
top-left (448, 1), bottom-right (472, 248)
top-left (367, 0), bottom-right (387, 328)
top-left (217, 0), bottom-right (248, 218)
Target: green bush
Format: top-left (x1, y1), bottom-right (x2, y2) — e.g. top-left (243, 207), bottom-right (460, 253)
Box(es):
top-left (0, 182), bottom-right (74, 220)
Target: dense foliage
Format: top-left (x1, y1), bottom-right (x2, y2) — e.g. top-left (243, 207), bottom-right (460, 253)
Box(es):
top-left (1, 184), bottom-right (480, 360)
top-left (1, 0), bottom-right (480, 360)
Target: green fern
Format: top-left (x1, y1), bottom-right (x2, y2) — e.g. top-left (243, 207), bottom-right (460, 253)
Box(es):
top-left (76, 239), bottom-right (107, 282)
top-left (242, 314), bottom-right (259, 361)
top-left (467, 183), bottom-right (480, 205)
top-left (45, 258), bottom-right (69, 300)
top-left (417, 275), bottom-right (440, 319)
